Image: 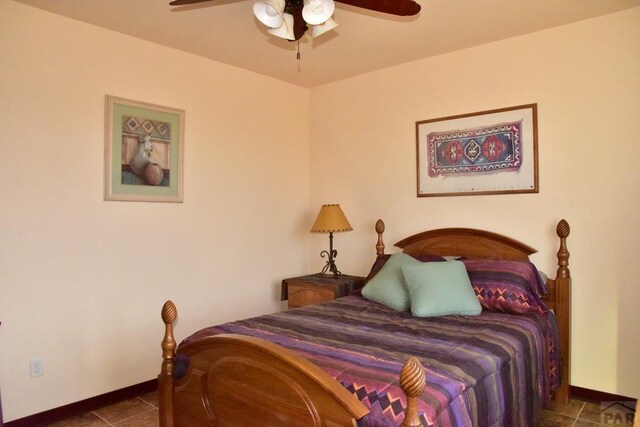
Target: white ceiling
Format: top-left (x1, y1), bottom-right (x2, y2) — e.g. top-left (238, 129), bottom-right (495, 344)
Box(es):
top-left (13, 0), bottom-right (640, 87)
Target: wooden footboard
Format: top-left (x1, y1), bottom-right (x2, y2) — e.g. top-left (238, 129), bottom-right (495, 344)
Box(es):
top-left (159, 301), bottom-right (426, 426)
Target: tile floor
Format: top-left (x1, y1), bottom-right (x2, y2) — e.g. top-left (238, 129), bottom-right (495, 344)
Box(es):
top-left (537, 398), bottom-right (636, 426)
top-left (45, 393), bottom-right (635, 426)
top-left (46, 392), bottom-right (159, 427)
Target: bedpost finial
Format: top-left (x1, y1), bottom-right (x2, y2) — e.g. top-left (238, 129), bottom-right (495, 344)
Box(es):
top-left (399, 357), bottom-right (426, 398)
top-left (162, 300), bottom-right (177, 325)
top-left (375, 219), bottom-right (386, 256)
top-left (556, 219), bottom-right (570, 238)
top-left (400, 357), bottom-right (425, 427)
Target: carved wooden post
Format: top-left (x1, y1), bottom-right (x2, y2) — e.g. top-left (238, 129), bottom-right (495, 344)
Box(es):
top-left (159, 301), bottom-right (177, 427)
top-left (375, 219), bottom-right (386, 256)
top-left (556, 220), bottom-right (570, 279)
top-left (554, 220), bottom-right (571, 404)
top-left (400, 357), bottom-right (426, 427)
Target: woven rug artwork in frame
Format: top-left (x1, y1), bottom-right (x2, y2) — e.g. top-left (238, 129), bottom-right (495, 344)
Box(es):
top-left (416, 104), bottom-right (538, 197)
top-left (428, 121), bottom-right (522, 177)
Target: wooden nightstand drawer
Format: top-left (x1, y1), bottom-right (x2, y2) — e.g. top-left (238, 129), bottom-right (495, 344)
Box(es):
top-left (288, 283), bottom-right (336, 308)
top-left (281, 274), bottom-right (366, 309)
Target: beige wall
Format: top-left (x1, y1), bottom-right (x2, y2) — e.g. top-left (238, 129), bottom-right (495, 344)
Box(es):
top-left (0, 1), bottom-right (310, 421)
top-left (2, 1), bottom-right (639, 422)
top-left (309, 8), bottom-right (640, 398)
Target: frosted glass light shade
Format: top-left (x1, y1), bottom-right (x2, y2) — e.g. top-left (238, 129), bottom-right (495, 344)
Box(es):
top-left (302, 0), bottom-right (335, 25)
top-left (253, 0), bottom-right (285, 28)
top-left (267, 13), bottom-right (295, 40)
top-left (311, 17), bottom-right (338, 38)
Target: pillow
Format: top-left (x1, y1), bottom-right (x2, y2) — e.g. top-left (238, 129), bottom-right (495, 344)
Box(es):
top-left (365, 253), bottom-right (445, 283)
top-left (361, 253), bottom-right (421, 311)
top-left (401, 261), bottom-right (482, 317)
top-left (462, 259), bottom-right (548, 314)
top-left (365, 254), bottom-right (391, 282)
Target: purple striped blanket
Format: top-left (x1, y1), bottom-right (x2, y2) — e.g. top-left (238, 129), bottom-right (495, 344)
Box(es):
top-left (180, 295), bottom-right (560, 426)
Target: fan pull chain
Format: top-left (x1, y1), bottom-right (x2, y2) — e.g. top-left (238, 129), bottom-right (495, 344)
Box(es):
top-left (297, 40), bottom-right (301, 60)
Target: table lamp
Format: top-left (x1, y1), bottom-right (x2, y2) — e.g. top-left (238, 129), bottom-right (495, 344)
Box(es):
top-left (310, 204), bottom-right (352, 277)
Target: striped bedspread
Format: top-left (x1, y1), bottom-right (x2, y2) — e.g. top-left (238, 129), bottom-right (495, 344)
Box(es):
top-left (180, 295), bottom-right (560, 427)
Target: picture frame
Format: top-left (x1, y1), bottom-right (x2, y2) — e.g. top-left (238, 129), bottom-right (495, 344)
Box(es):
top-left (416, 104), bottom-right (538, 197)
top-left (104, 95), bottom-right (185, 202)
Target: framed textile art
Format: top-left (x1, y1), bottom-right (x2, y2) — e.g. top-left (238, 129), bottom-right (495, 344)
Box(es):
top-left (104, 95), bottom-right (184, 202)
top-left (416, 104), bottom-right (538, 197)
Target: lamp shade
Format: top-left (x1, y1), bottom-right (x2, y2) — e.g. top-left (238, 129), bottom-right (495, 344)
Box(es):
top-left (253, 0), bottom-right (285, 28)
top-left (302, 0), bottom-right (335, 25)
top-left (310, 204), bottom-right (352, 233)
top-left (267, 13), bottom-right (295, 40)
top-left (311, 17), bottom-right (338, 38)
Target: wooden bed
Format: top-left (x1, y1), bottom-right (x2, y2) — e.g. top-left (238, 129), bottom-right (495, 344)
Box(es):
top-left (158, 219), bottom-right (571, 426)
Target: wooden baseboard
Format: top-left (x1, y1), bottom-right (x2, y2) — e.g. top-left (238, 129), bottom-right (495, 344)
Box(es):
top-left (5, 379), bottom-right (157, 427)
top-left (571, 386), bottom-right (637, 404)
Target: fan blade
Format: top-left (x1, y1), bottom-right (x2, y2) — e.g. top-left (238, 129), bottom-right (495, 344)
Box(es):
top-left (335, 0), bottom-right (420, 16)
top-left (169, 0), bottom-right (216, 5)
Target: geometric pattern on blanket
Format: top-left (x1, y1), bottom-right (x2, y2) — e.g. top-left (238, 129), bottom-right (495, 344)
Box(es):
top-left (474, 287), bottom-right (536, 309)
top-left (180, 295), bottom-right (561, 427)
top-left (462, 259), bottom-right (549, 314)
top-left (343, 382), bottom-right (406, 420)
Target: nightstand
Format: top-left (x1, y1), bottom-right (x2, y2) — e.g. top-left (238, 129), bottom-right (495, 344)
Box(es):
top-left (281, 274), bottom-right (366, 309)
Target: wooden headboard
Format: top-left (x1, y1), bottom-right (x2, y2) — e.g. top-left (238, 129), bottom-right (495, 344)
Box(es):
top-left (374, 218), bottom-right (572, 404)
top-left (376, 219), bottom-right (536, 260)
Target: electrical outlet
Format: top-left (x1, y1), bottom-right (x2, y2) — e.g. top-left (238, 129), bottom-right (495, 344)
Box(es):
top-left (30, 358), bottom-right (43, 378)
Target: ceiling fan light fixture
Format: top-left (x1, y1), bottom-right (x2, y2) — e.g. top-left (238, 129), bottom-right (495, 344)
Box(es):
top-left (310, 17), bottom-right (338, 38)
top-left (267, 12), bottom-right (295, 40)
top-left (302, 0), bottom-right (335, 25)
top-left (253, 0), bottom-right (285, 28)
top-left (170, 0), bottom-right (421, 44)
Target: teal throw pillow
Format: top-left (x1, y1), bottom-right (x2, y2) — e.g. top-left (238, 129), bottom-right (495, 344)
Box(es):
top-left (361, 253), bottom-right (421, 311)
top-left (401, 261), bottom-right (482, 317)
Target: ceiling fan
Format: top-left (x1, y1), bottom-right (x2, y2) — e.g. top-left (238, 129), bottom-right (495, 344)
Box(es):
top-left (169, 0), bottom-right (421, 41)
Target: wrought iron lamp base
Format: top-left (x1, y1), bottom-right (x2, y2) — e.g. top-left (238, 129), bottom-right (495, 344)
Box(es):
top-left (317, 232), bottom-right (342, 278)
